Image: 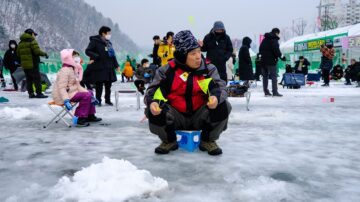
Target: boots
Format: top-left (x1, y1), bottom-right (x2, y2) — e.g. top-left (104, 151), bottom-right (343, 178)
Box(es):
top-left (36, 93), bottom-right (48, 99)
top-left (87, 114), bottom-right (102, 122)
top-left (199, 141), bottom-right (223, 156)
top-left (155, 141), bottom-right (178, 154)
top-left (273, 92), bottom-right (283, 97)
top-left (77, 117), bottom-right (90, 127)
top-left (264, 90), bottom-right (272, 97)
top-left (105, 101), bottom-right (113, 106)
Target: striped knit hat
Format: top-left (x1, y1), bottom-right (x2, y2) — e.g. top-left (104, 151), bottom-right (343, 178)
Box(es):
top-left (173, 30), bottom-right (200, 54)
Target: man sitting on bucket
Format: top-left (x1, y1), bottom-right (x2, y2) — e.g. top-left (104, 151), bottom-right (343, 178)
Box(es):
top-left (145, 30), bottom-right (231, 156)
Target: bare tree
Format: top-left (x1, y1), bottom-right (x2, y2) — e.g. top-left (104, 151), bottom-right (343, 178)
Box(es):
top-left (292, 19), bottom-right (308, 36)
top-left (322, 14), bottom-right (345, 30)
top-left (280, 27), bottom-right (292, 42)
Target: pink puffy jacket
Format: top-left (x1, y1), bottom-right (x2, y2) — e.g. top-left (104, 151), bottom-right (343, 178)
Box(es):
top-left (52, 49), bottom-right (87, 105)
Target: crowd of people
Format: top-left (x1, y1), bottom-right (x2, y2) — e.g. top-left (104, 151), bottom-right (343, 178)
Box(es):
top-left (1, 21), bottom-right (359, 155)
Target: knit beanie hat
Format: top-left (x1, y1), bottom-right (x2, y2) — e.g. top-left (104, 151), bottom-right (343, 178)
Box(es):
top-left (173, 30), bottom-right (200, 63)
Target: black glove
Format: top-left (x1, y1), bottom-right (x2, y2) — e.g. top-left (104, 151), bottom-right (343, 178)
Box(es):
top-left (281, 56), bottom-right (286, 61)
top-left (45, 54), bottom-right (49, 59)
top-left (148, 54), bottom-right (153, 58)
top-left (164, 52), bottom-right (168, 58)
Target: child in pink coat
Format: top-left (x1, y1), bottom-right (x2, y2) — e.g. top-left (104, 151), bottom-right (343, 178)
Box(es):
top-left (52, 49), bottom-right (101, 126)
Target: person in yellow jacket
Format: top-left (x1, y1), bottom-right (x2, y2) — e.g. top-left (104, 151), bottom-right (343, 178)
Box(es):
top-left (157, 31), bottom-right (175, 66)
top-left (122, 61), bottom-right (134, 82)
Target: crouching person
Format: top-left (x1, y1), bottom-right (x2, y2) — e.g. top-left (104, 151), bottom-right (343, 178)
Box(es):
top-left (144, 30), bottom-right (231, 156)
top-left (52, 49), bottom-right (102, 127)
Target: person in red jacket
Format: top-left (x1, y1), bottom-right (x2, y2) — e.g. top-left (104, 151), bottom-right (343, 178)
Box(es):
top-left (145, 30), bottom-right (231, 156)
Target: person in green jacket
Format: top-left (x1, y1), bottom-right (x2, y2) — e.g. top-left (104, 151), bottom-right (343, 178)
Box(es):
top-left (17, 29), bottom-right (49, 98)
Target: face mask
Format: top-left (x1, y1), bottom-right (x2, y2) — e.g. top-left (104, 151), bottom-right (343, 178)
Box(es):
top-left (105, 34), bottom-right (111, 40)
top-left (74, 57), bottom-right (81, 64)
top-left (10, 44), bottom-right (16, 49)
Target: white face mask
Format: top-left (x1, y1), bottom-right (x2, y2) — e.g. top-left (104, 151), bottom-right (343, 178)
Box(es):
top-left (74, 57), bottom-right (81, 64)
top-left (10, 44), bottom-right (16, 49)
top-left (105, 34), bottom-right (111, 40)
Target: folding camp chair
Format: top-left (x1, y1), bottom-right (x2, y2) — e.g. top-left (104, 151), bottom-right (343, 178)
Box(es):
top-left (227, 81), bottom-right (251, 111)
top-left (43, 101), bottom-right (78, 128)
top-left (114, 89), bottom-right (141, 111)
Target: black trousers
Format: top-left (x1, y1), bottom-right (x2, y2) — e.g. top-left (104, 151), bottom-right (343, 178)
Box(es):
top-left (10, 69), bottom-right (18, 90)
top-left (322, 69), bottom-right (330, 85)
top-left (255, 65), bottom-right (262, 81)
top-left (24, 65), bottom-right (42, 95)
top-left (95, 81), bottom-right (112, 103)
top-left (262, 65), bottom-right (278, 94)
top-left (147, 101), bottom-right (232, 143)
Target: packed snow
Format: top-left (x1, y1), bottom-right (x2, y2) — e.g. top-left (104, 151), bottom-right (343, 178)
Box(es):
top-left (0, 80), bottom-right (360, 202)
top-left (0, 107), bottom-right (39, 120)
top-left (51, 157), bottom-right (168, 202)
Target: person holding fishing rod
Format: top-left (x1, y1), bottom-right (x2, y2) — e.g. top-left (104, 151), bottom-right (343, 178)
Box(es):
top-left (144, 30), bottom-right (231, 156)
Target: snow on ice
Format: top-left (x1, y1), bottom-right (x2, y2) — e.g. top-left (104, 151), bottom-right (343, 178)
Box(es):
top-left (0, 81), bottom-right (360, 202)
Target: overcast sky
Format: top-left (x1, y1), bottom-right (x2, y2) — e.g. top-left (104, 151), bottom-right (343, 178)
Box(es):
top-left (84, 0), bottom-right (319, 49)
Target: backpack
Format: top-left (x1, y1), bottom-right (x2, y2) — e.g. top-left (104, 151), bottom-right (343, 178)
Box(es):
top-left (227, 81), bottom-right (248, 97)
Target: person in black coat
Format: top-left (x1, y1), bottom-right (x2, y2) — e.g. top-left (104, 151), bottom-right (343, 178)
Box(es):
top-left (237, 37), bottom-right (254, 86)
top-left (83, 26), bottom-right (120, 106)
top-left (259, 28), bottom-right (286, 97)
top-left (331, 65), bottom-right (344, 80)
top-left (3, 40), bottom-right (21, 90)
top-left (134, 59), bottom-right (154, 95)
top-left (150, 35), bottom-right (161, 67)
top-left (294, 56), bottom-right (310, 75)
top-left (199, 21), bottom-right (234, 82)
top-left (345, 59), bottom-right (360, 85)
top-left (279, 64), bottom-right (294, 86)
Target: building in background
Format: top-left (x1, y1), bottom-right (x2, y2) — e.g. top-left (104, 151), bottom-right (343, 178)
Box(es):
top-left (318, 0), bottom-right (345, 31)
top-left (345, 0), bottom-right (360, 25)
top-left (318, 0), bottom-right (360, 31)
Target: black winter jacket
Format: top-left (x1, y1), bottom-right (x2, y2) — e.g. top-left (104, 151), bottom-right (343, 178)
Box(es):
top-left (83, 35), bottom-right (119, 83)
top-left (259, 32), bottom-right (282, 66)
top-left (237, 37), bottom-right (254, 80)
top-left (201, 31), bottom-right (233, 74)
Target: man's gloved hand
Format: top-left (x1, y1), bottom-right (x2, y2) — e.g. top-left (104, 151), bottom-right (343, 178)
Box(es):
top-left (281, 56), bottom-right (286, 61)
top-left (64, 99), bottom-right (73, 111)
top-left (45, 53), bottom-right (49, 59)
top-left (164, 51), bottom-right (168, 58)
top-left (91, 96), bottom-right (100, 106)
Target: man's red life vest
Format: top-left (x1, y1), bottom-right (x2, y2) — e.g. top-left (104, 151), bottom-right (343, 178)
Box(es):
top-left (166, 60), bottom-right (209, 114)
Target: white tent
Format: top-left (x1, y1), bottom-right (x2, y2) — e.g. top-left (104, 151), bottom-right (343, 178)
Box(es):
top-left (280, 23), bottom-right (360, 53)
